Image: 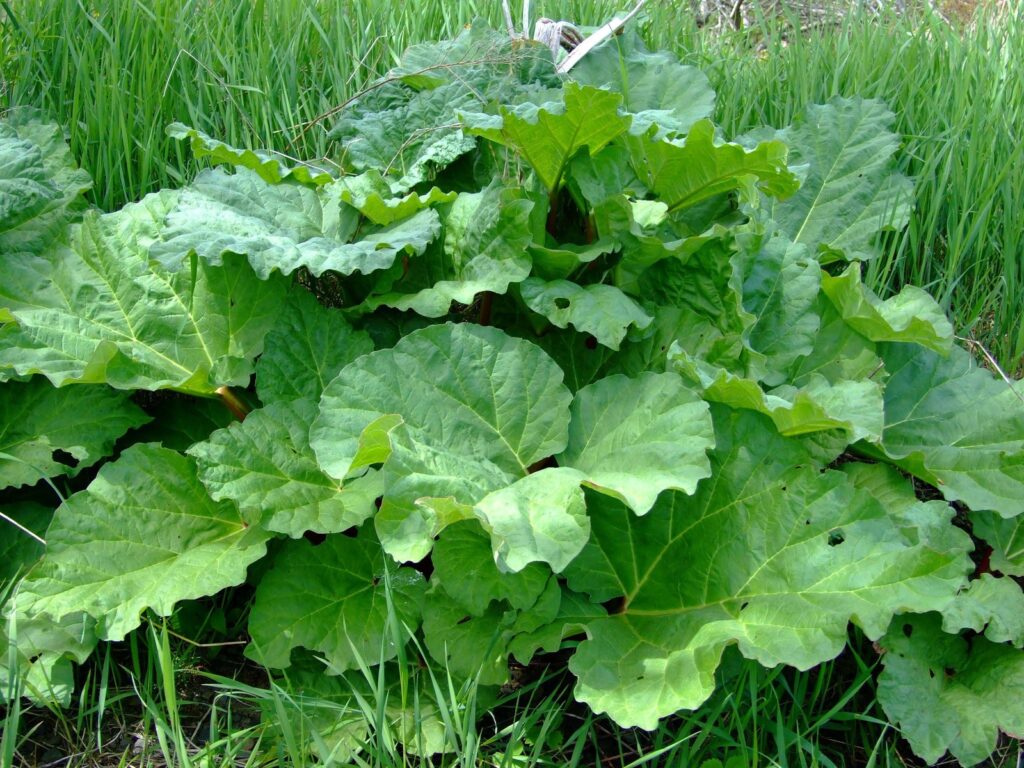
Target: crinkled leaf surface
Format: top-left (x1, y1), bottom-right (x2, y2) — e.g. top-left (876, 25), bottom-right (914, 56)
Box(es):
top-left (941, 574), bottom-right (1024, 646)
top-left (821, 265), bottom-right (952, 353)
top-left (255, 291), bottom-right (374, 405)
top-left (564, 407), bottom-right (971, 728)
top-left (311, 323), bottom-right (573, 564)
top-left (558, 372), bottom-right (714, 514)
top-left (568, 31), bottom-right (715, 138)
top-left (152, 169), bottom-right (441, 279)
top-left (973, 511), bottom-right (1024, 576)
top-left (876, 342), bottom-right (1024, 518)
top-left (0, 110), bottom-right (91, 255)
top-left (0, 198), bottom-right (288, 393)
top-left (631, 121), bottom-right (798, 215)
top-left (247, 533), bottom-right (426, 670)
top-left (335, 169), bottom-right (455, 226)
top-left (465, 82), bottom-right (630, 193)
top-left (329, 22), bottom-right (558, 193)
top-left (763, 97), bottom-right (913, 261)
top-left (312, 323), bottom-right (570, 479)
top-left (331, 82), bottom-right (478, 194)
top-left (0, 379), bottom-right (149, 489)
top-left (878, 614), bottom-right (1024, 766)
top-left (21, 444), bottom-right (270, 640)
top-left (189, 399), bottom-right (381, 538)
top-left (366, 183), bottom-right (533, 317)
top-left (519, 278), bottom-right (652, 350)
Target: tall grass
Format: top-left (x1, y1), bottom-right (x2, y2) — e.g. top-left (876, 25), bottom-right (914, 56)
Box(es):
top-left (682, 6), bottom-right (1024, 373)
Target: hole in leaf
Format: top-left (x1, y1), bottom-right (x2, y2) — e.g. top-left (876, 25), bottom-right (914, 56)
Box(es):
top-left (51, 449), bottom-right (79, 468)
top-left (903, 623), bottom-right (913, 638)
top-left (805, 520), bottom-right (811, 526)
top-left (371, 577), bottom-right (380, 586)
top-left (554, 297), bottom-right (571, 310)
top-left (740, 601), bottom-right (749, 611)
top-left (827, 529), bottom-right (846, 547)
top-left (456, 616), bottom-right (472, 626)
top-left (944, 667), bottom-right (956, 678)
top-left (928, 669), bottom-right (936, 678)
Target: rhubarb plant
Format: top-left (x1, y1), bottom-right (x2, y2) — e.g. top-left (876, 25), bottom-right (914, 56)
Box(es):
top-left (2, 23), bottom-right (1023, 766)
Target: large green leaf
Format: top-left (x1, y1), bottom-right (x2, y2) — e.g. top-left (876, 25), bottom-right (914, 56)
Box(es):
top-left (464, 82), bottom-right (630, 193)
top-left (0, 379), bottom-right (149, 489)
top-left (0, 198), bottom-right (288, 394)
top-left (311, 323), bottom-right (574, 564)
top-left (875, 342), bottom-right (1024, 518)
top-left (166, 123), bottom-right (334, 186)
top-left (255, 291), bottom-right (374, 405)
top-left (20, 444), bottom-right (270, 640)
top-left (188, 399), bottom-right (381, 539)
top-left (763, 97), bottom-right (913, 261)
top-left (558, 372), bottom-right (714, 515)
top-left (878, 614), bottom-right (1024, 766)
top-left (630, 121), bottom-right (798, 216)
top-left (568, 30), bottom-right (715, 138)
top-left (519, 278), bottom-right (652, 350)
top-left (0, 109), bottom-right (91, 256)
top-left (821, 264), bottom-right (952, 353)
top-left (312, 323), bottom-right (570, 479)
top-left (365, 183), bottom-right (534, 317)
top-left (973, 511), bottom-right (1024, 576)
top-left (564, 407), bottom-right (971, 728)
top-left (152, 169), bottom-right (441, 279)
top-left (246, 532), bottom-right (426, 670)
